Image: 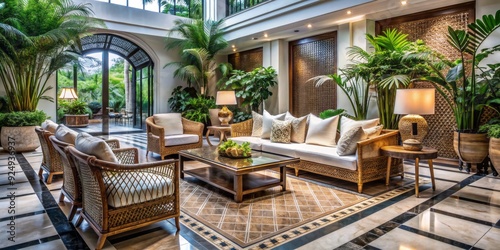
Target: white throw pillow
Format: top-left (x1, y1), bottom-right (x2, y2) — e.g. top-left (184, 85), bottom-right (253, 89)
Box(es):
top-left (340, 116), bottom-right (379, 137)
top-left (41, 120), bottom-right (58, 133)
top-left (153, 113), bottom-right (183, 136)
top-left (75, 132), bottom-right (118, 163)
top-left (261, 110), bottom-right (286, 139)
top-left (364, 125), bottom-right (384, 139)
top-left (251, 111), bottom-right (263, 137)
top-left (305, 114), bottom-right (340, 147)
top-left (54, 125), bottom-right (78, 144)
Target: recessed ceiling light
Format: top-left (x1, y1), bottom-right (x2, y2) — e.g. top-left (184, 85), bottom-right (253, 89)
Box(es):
top-left (401, 0), bottom-right (407, 5)
top-left (231, 45), bottom-right (235, 48)
top-left (264, 33), bottom-right (268, 38)
top-left (307, 24), bottom-right (312, 28)
top-left (347, 10), bottom-right (352, 15)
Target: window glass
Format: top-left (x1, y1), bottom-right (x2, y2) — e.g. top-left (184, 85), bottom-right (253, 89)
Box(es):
top-left (110, 0), bottom-right (126, 6)
top-left (144, 0), bottom-right (160, 12)
top-left (129, 0), bottom-right (144, 9)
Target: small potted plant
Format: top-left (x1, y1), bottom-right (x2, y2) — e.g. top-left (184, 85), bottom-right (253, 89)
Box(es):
top-left (480, 118), bottom-right (500, 171)
top-left (60, 100), bottom-right (91, 127)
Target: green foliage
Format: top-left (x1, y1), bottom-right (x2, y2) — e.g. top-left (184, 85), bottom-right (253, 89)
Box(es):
top-left (219, 66), bottom-right (278, 112)
top-left (344, 29), bottom-right (432, 129)
top-left (88, 101), bottom-right (102, 114)
top-left (0, 0), bottom-right (103, 111)
top-left (160, 0), bottom-right (203, 19)
top-left (0, 96), bottom-right (8, 113)
top-left (480, 118), bottom-right (500, 138)
top-left (183, 95), bottom-right (216, 123)
top-left (165, 19), bottom-right (228, 94)
top-left (218, 140), bottom-right (252, 157)
top-left (0, 110), bottom-right (47, 127)
top-left (231, 107), bottom-right (252, 123)
top-left (168, 86), bottom-right (197, 112)
top-left (59, 100), bottom-right (90, 115)
top-left (412, 10), bottom-right (500, 132)
top-left (319, 109), bottom-right (346, 119)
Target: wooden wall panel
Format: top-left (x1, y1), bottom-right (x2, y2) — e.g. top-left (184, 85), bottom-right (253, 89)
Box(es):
top-left (289, 32), bottom-right (337, 117)
top-left (228, 48), bottom-right (263, 72)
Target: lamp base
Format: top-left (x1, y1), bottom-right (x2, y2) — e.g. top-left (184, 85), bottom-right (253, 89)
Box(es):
top-left (398, 114), bottom-right (428, 143)
top-left (218, 106), bottom-right (233, 126)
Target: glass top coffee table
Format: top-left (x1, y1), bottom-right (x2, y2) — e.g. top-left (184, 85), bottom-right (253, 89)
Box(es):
top-left (179, 146), bottom-right (300, 202)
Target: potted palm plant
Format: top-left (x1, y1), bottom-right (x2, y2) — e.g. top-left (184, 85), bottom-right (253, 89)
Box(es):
top-left (0, 0), bottom-right (100, 151)
top-left (415, 10), bottom-right (500, 169)
top-left (480, 118), bottom-right (500, 173)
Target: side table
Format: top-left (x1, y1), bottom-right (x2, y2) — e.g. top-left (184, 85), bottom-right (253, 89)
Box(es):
top-left (381, 146), bottom-right (438, 198)
top-left (206, 126), bottom-right (231, 146)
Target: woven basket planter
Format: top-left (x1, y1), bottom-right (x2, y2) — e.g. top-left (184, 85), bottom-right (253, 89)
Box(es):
top-left (453, 131), bottom-right (489, 164)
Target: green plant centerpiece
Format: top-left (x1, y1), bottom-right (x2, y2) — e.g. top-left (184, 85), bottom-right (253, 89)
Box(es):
top-left (218, 140), bottom-right (252, 158)
top-left (413, 10), bottom-right (500, 170)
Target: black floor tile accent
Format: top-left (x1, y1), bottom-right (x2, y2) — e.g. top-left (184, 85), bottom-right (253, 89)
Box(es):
top-left (0, 210), bottom-right (45, 222)
top-left (0, 236), bottom-right (61, 250)
top-left (399, 225), bottom-right (473, 249)
top-left (450, 194), bottom-right (500, 208)
top-left (430, 208), bottom-right (495, 227)
top-left (16, 153), bottom-right (89, 250)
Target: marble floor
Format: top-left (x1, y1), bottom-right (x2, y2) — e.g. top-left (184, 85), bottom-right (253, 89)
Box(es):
top-left (0, 133), bottom-right (499, 249)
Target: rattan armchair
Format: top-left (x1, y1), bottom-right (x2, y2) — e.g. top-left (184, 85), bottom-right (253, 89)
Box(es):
top-left (35, 127), bottom-right (64, 183)
top-left (49, 136), bottom-right (124, 221)
top-left (67, 146), bottom-right (180, 250)
top-left (146, 116), bottom-right (204, 159)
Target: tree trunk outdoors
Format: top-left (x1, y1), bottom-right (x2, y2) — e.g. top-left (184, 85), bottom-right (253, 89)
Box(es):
top-left (124, 61), bottom-right (133, 112)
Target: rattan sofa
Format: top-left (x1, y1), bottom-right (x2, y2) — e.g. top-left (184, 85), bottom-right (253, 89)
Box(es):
top-left (67, 145), bottom-right (180, 250)
top-left (145, 116), bottom-right (204, 159)
top-left (230, 119), bottom-right (403, 193)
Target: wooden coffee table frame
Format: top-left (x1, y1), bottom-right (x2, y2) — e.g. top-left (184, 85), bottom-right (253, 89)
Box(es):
top-left (179, 149), bottom-right (299, 202)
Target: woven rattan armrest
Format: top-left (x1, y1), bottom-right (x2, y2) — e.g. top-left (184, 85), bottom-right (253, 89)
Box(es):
top-left (113, 148), bottom-right (139, 164)
top-left (147, 120), bottom-right (165, 138)
top-left (356, 130), bottom-right (399, 161)
top-left (230, 119), bottom-right (253, 137)
top-left (181, 118), bottom-right (204, 135)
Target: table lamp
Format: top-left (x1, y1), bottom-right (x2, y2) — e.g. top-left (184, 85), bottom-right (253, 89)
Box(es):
top-left (216, 91), bottom-right (237, 126)
top-left (59, 87), bottom-right (78, 100)
top-left (394, 88), bottom-right (435, 151)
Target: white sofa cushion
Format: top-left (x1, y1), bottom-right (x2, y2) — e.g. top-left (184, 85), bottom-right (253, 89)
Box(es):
top-left (55, 125), bottom-right (78, 144)
top-left (261, 140), bottom-right (299, 157)
top-left (295, 144), bottom-right (358, 171)
top-left (305, 114), bottom-right (339, 147)
top-left (231, 136), bottom-right (263, 150)
top-left (164, 134), bottom-right (199, 146)
top-left (364, 125), bottom-right (383, 139)
top-left (337, 127), bottom-right (367, 156)
top-left (261, 110), bottom-right (286, 139)
top-left (251, 111), bottom-right (263, 137)
top-left (153, 113), bottom-right (183, 136)
top-left (340, 117), bottom-right (379, 137)
top-left (105, 172), bottom-right (174, 208)
top-left (75, 132), bottom-right (118, 163)
top-left (41, 120), bottom-right (58, 133)
top-left (285, 113), bottom-right (308, 143)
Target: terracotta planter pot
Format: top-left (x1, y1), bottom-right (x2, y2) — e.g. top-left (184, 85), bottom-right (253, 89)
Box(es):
top-left (1, 126), bottom-right (40, 152)
top-left (453, 131), bottom-right (489, 164)
top-left (65, 114), bottom-right (89, 128)
top-left (490, 137), bottom-right (500, 169)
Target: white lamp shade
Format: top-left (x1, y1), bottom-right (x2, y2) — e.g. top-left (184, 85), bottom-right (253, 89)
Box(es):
top-left (394, 88), bottom-right (435, 115)
top-left (216, 91), bottom-right (237, 105)
top-left (59, 88), bottom-right (78, 100)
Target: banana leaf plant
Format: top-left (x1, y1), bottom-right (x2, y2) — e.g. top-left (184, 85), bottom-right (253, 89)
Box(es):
top-left (412, 10), bottom-right (500, 132)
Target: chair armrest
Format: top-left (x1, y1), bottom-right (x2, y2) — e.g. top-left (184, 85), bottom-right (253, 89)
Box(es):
top-left (230, 119), bottom-right (253, 137)
top-left (357, 130), bottom-right (399, 160)
top-left (182, 118), bottom-right (204, 136)
top-left (105, 139), bottom-right (120, 149)
top-left (113, 148), bottom-right (139, 164)
top-left (147, 120), bottom-right (165, 138)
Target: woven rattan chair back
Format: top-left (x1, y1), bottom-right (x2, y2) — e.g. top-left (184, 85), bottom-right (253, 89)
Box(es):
top-left (35, 127), bottom-right (64, 184)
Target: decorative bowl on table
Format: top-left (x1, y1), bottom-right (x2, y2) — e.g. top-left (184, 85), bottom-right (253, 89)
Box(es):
top-left (217, 140), bottom-right (252, 158)
top-left (403, 139), bottom-right (423, 151)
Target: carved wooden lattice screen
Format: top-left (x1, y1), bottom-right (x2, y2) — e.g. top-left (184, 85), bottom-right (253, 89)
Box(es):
top-left (289, 32), bottom-right (337, 117)
top-left (377, 3), bottom-right (474, 159)
top-left (228, 48), bottom-right (263, 72)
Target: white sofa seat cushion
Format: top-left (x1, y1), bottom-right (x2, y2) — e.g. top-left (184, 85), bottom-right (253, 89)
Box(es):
top-left (104, 172), bottom-right (174, 208)
top-left (231, 136), bottom-right (263, 150)
top-left (294, 144), bottom-right (358, 171)
top-left (261, 140), bottom-right (299, 157)
top-left (164, 134), bottom-right (199, 146)
top-left (153, 113), bottom-right (183, 136)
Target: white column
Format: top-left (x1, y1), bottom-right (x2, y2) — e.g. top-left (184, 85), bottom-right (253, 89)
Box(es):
top-left (262, 39), bottom-right (288, 114)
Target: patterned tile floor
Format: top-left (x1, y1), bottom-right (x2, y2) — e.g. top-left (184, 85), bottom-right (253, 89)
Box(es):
top-left (0, 132), bottom-right (499, 249)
